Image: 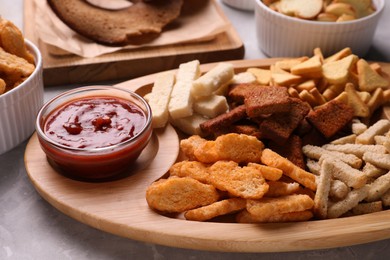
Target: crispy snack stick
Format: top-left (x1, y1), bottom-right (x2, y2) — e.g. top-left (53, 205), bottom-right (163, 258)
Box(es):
top-left (319, 155), bottom-right (367, 189)
top-left (247, 163), bottom-right (283, 181)
top-left (185, 198), bottom-right (246, 221)
top-left (313, 159), bottom-right (333, 219)
top-left (265, 181), bottom-right (300, 197)
top-left (363, 152), bottom-right (390, 170)
top-left (191, 62), bottom-right (234, 97)
top-left (261, 148), bottom-right (317, 190)
top-left (168, 60), bottom-right (200, 119)
top-left (246, 194), bottom-right (314, 219)
top-left (322, 144), bottom-right (387, 158)
top-left (356, 119), bottom-right (390, 145)
top-left (236, 209), bottom-right (313, 223)
top-left (303, 144), bottom-right (362, 169)
top-left (351, 201), bottom-right (383, 216)
top-left (327, 185), bottom-right (369, 219)
top-left (365, 171), bottom-right (390, 202)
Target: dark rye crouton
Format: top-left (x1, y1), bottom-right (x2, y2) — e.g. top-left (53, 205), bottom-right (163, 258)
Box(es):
top-left (258, 98), bottom-right (311, 145)
top-left (306, 99), bottom-right (354, 138)
top-left (268, 135), bottom-right (306, 169)
top-left (244, 85), bottom-right (292, 117)
top-left (200, 105), bottom-right (247, 136)
top-left (228, 83), bottom-right (262, 104)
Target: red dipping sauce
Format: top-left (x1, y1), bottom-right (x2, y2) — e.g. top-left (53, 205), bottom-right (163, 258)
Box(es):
top-left (44, 97), bottom-right (146, 149)
top-left (36, 86), bottom-right (152, 181)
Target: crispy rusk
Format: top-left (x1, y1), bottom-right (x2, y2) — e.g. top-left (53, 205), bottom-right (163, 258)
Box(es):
top-left (180, 135), bottom-right (207, 161)
top-left (356, 119), bottom-right (390, 145)
top-left (208, 161), bottom-right (269, 199)
top-left (329, 180), bottom-right (349, 200)
top-left (236, 209), bottom-right (313, 223)
top-left (327, 185), bottom-right (369, 218)
top-left (246, 194), bottom-right (314, 219)
top-left (247, 163), bottom-right (283, 181)
top-left (0, 19), bottom-right (34, 64)
top-left (303, 144), bottom-right (362, 169)
top-left (145, 177), bottom-right (219, 213)
top-left (261, 149), bottom-right (317, 191)
top-left (184, 198), bottom-right (246, 221)
top-left (345, 83), bottom-right (370, 117)
top-left (323, 143), bottom-right (387, 158)
top-left (319, 155), bottom-right (367, 189)
top-left (247, 68), bottom-right (272, 85)
top-left (363, 152), bottom-right (390, 170)
top-left (357, 59), bottom-right (389, 92)
top-left (265, 181), bottom-right (300, 197)
top-left (363, 162), bottom-right (387, 179)
top-left (194, 133), bottom-right (264, 164)
top-left (365, 171), bottom-right (390, 202)
top-left (322, 54), bottom-right (358, 84)
top-left (351, 201), bottom-right (383, 216)
top-left (169, 161), bottom-right (210, 184)
top-left (0, 47), bottom-right (35, 77)
top-left (313, 159), bottom-right (333, 219)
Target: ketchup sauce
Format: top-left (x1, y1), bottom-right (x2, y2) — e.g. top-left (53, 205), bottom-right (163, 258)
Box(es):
top-left (38, 94), bottom-right (152, 181)
top-left (44, 97), bottom-right (146, 149)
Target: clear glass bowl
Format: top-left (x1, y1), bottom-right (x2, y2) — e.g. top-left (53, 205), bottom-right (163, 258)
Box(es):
top-left (36, 85), bottom-right (152, 181)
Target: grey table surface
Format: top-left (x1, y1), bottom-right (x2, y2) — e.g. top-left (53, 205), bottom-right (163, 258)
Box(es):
top-left (1, 1), bottom-right (390, 259)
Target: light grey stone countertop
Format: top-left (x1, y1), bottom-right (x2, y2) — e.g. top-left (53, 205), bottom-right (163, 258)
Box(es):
top-left (1, 0), bottom-right (390, 259)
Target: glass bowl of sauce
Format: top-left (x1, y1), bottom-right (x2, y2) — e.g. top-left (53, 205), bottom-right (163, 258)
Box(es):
top-left (35, 86), bottom-right (152, 181)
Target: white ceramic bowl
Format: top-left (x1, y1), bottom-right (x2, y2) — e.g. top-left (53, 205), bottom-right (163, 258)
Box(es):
top-left (254, 0), bottom-right (385, 57)
top-left (222, 0), bottom-right (255, 11)
top-left (0, 40), bottom-right (44, 155)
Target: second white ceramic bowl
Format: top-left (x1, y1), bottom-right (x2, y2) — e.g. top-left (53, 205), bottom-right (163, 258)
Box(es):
top-left (254, 0), bottom-right (385, 57)
top-left (0, 40), bottom-right (44, 155)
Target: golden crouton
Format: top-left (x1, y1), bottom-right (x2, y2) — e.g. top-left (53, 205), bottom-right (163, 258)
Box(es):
top-left (261, 148), bottom-right (317, 191)
top-left (184, 198), bottom-right (246, 221)
top-left (145, 177), bottom-right (220, 213)
top-left (208, 161), bottom-right (269, 199)
top-left (169, 161), bottom-right (210, 184)
top-left (180, 135), bottom-right (207, 161)
top-left (194, 133), bottom-right (264, 164)
top-left (246, 194), bottom-right (314, 219)
top-left (236, 209), bottom-right (313, 223)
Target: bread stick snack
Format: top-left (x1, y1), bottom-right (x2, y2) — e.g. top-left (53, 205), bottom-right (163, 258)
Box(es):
top-left (191, 62), bottom-right (234, 97)
top-left (168, 60), bottom-right (200, 119)
top-left (144, 72), bottom-right (175, 128)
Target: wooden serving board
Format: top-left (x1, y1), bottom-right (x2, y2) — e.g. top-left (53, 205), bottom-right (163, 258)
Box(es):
top-left (23, 0), bottom-right (244, 86)
top-left (25, 59), bottom-right (390, 252)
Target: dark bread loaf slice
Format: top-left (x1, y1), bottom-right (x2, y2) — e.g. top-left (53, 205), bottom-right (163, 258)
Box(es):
top-left (48, 0), bottom-right (184, 46)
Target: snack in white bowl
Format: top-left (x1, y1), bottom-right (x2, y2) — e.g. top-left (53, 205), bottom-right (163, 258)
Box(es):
top-left (254, 0), bottom-right (385, 57)
top-left (0, 19), bottom-right (43, 155)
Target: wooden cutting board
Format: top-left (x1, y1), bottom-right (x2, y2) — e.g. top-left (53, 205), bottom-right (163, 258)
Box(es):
top-left (23, 0), bottom-right (244, 86)
top-left (24, 59), bottom-right (390, 252)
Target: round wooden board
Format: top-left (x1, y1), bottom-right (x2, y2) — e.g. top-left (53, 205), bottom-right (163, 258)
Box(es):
top-left (24, 59), bottom-right (390, 252)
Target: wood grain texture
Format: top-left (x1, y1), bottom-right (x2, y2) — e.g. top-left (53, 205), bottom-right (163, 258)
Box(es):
top-left (24, 59), bottom-right (390, 252)
top-left (23, 0), bottom-right (244, 86)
